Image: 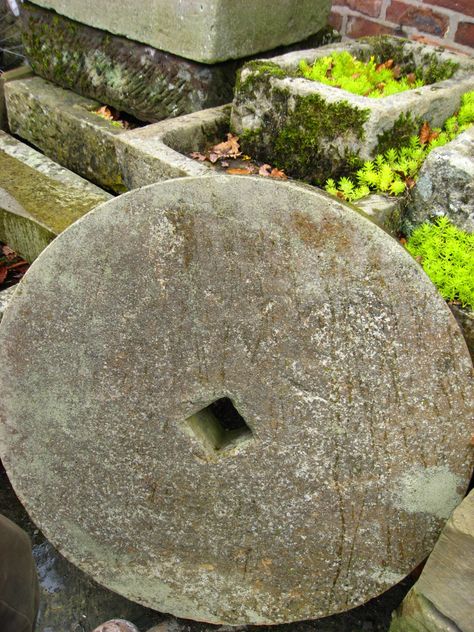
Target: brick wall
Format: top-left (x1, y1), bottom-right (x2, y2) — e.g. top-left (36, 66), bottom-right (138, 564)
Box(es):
top-left (330, 0), bottom-right (474, 54)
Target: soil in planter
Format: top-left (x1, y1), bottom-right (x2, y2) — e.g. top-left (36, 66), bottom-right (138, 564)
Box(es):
top-left (190, 132), bottom-right (288, 179)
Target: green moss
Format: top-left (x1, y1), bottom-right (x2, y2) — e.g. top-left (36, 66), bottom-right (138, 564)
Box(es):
top-left (236, 60), bottom-right (289, 94)
top-left (274, 93), bottom-right (368, 183)
top-left (418, 52), bottom-right (458, 84)
top-left (376, 112), bottom-right (421, 155)
top-left (0, 151), bottom-right (107, 234)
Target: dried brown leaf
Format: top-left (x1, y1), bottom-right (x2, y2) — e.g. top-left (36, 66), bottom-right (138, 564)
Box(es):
top-left (96, 105), bottom-right (114, 120)
top-left (210, 133), bottom-right (241, 159)
top-left (190, 151), bottom-right (207, 161)
top-left (258, 164), bottom-right (272, 177)
top-left (270, 167), bottom-right (287, 179)
top-left (0, 266), bottom-right (7, 284)
top-left (226, 167), bottom-right (253, 175)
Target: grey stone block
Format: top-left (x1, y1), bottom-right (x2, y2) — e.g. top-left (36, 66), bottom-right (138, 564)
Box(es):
top-left (21, 3), bottom-right (238, 123)
top-left (4, 73), bottom-right (231, 191)
top-left (390, 491), bottom-right (474, 632)
top-left (5, 75), bottom-right (128, 192)
top-left (407, 127), bottom-right (474, 232)
top-left (0, 65), bottom-right (32, 131)
top-left (0, 130), bottom-right (111, 261)
top-left (1, 176), bottom-right (472, 625)
top-left (27, 0), bottom-right (331, 64)
top-left (231, 37), bottom-right (474, 184)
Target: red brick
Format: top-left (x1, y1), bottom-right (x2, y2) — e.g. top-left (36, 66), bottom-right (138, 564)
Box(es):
top-left (329, 10), bottom-right (344, 31)
top-left (455, 21), bottom-right (474, 47)
top-left (346, 16), bottom-right (399, 37)
top-left (387, 1), bottom-right (449, 35)
top-left (332, 0), bottom-right (382, 18)
top-left (427, 0), bottom-right (474, 19)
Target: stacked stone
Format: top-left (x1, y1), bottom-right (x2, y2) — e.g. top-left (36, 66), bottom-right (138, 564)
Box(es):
top-left (19, 0), bottom-right (333, 122)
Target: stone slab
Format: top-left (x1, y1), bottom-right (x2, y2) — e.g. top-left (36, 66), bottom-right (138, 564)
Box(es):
top-left (0, 130), bottom-right (111, 261)
top-left (231, 37), bottom-right (474, 184)
top-left (0, 176), bottom-right (472, 625)
top-left (407, 126), bottom-right (474, 233)
top-left (21, 3), bottom-right (238, 123)
top-left (5, 75), bottom-right (128, 192)
top-left (26, 0), bottom-right (331, 64)
top-left (390, 491), bottom-right (474, 632)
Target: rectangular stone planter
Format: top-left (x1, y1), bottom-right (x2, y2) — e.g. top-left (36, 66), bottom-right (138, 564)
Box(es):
top-left (0, 131), bottom-right (111, 262)
top-left (4, 74), bottom-right (129, 193)
top-left (27, 0), bottom-right (332, 63)
top-left (4, 72), bottom-right (230, 191)
top-left (231, 36), bottom-right (474, 185)
top-left (4, 72), bottom-right (403, 236)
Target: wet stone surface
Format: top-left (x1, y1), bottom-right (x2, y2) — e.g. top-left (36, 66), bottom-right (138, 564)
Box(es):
top-left (0, 177), bottom-right (472, 625)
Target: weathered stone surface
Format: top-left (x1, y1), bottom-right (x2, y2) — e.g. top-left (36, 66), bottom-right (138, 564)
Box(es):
top-left (5, 75), bottom-right (127, 192)
top-left (450, 305), bottom-right (474, 363)
top-left (0, 454), bottom-right (417, 632)
top-left (390, 491), bottom-right (474, 632)
top-left (115, 106), bottom-right (231, 189)
top-left (0, 285), bottom-right (16, 321)
top-left (407, 127), bottom-right (474, 232)
top-left (21, 3), bottom-right (238, 123)
top-left (0, 65), bottom-right (32, 131)
top-left (0, 177), bottom-right (472, 625)
top-left (352, 193), bottom-right (403, 237)
top-left (231, 37), bottom-right (474, 184)
top-left (27, 0), bottom-right (331, 64)
top-left (0, 130), bottom-right (111, 261)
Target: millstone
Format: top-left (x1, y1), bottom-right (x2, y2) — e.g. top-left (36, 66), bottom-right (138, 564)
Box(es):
top-left (0, 176), bottom-right (472, 625)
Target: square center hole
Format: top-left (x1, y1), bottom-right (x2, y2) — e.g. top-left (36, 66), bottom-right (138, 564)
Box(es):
top-left (185, 397), bottom-right (253, 455)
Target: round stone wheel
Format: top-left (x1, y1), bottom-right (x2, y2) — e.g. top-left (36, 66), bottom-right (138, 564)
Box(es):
top-left (0, 176), bottom-right (472, 625)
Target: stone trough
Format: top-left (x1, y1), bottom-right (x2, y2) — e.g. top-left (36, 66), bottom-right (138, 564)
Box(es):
top-left (0, 176), bottom-right (472, 626)
top-left (231, 37), bottom-right (474, 183)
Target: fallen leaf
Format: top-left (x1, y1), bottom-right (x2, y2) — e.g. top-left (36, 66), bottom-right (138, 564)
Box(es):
top-left (1, 244), bottom-right (15, 259)
top-left (258, 164), bottom-right (272, 177)
top-left (190, 151), bottom-right (207, 161)
top-left (209, 152), bottom-right (220, 164)
top-left (226, 167), bottom-right (253, 175)
top-left (0, 266), bottom-right (7, 284)
top-left (419, 121), bottom-right (432, 144)
top-left (96, 105), bottom-right (114, 120)
top-left (405, 176), bottom-right (416, 189)
top-left (270, 167), bottom-right (287, 179)
top-left (210, 133), bottom-right (241, 159)
top-left (399, 237), bottom-right (407, 246)
top-left (406, 73), bottom-right (416, 85)
top-left (376, 59), bottom-right (394, 72)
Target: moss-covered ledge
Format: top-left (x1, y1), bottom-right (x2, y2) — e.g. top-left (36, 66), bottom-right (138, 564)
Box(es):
top-left (0, 131), bottom-right (110, 261)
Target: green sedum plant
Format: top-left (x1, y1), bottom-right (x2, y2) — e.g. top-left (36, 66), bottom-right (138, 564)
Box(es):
top-left (325, 91), bottom-right (474, 202)
top-left (406, 217), bottom-right (474, 310)
top-left (299, 51), bottom-right (424, 98)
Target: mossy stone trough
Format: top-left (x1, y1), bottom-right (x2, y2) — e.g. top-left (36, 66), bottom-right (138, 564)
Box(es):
top-left (231, 36), bottom-right (474, 185)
